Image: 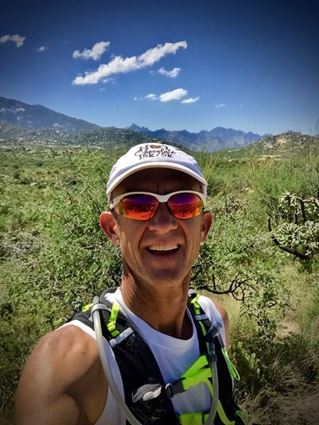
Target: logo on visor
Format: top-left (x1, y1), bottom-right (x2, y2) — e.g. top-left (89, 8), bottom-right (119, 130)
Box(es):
top-left (134, 144), bottom-right (176, 160)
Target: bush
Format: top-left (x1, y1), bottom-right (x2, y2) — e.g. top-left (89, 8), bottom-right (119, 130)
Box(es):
top-left (1, 146), bottom-right (318, 424)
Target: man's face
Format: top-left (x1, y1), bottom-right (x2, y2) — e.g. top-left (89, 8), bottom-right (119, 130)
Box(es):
top-left (102, 168), bottom-right (212, 289)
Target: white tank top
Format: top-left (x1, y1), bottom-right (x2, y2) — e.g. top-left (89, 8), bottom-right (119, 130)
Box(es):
top-left (64, 289), bottom-right (225, 425)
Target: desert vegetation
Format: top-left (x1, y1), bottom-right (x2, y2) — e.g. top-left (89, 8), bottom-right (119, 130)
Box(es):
top-left (0, 141), bottom-right (318, 424)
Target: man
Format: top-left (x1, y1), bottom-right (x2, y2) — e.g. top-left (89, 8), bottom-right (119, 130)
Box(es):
top-left (15, 143), bottom-right (243, 425)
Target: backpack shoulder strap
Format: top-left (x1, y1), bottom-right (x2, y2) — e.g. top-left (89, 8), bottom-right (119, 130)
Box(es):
top-left (187, 290), bottom-right (246, 425)
top-left (70, 290), bottom-right (178, 425)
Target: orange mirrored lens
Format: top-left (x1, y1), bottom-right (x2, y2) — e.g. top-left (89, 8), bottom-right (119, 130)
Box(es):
top-left (119, 194), bottom-right (158, 220)
top-left (118, 193), bottom-right (203, 221)
top-left (168, 193), bottom-right (203, 219)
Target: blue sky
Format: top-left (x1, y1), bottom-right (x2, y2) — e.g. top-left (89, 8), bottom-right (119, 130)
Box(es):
top-left (0, 0), bottom-right (318, 135)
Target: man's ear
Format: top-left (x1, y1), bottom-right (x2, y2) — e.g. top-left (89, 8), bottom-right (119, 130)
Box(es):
top-left (200, 211), bottom-right (213, 241)
top-left (99, 211), bottom-right (120, 245)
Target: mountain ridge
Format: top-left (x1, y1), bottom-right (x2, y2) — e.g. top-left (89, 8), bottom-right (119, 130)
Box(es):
top-left (0, 96), bottom-right (99, 132)
top-left (127, 123), bottom-right (267, 152)
top-left (0, 96), bottom-right (274, 152)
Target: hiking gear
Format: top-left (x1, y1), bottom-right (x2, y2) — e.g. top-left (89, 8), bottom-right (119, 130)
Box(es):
top-left (106, 143), bottom-right (208, 202)
top-left (73, 290), bottom-right (245, 425)
top-left (110, 190), bottom-right (205, 221)
top-left (92, 295), bottom-right (145, 425)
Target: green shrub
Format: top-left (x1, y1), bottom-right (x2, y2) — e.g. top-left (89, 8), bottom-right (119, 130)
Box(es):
top-left (1, 146), bottom-right (318, 424)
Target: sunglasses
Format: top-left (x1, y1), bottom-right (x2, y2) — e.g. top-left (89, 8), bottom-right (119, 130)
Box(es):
top-left (110, 190), bottom-right (206, 221)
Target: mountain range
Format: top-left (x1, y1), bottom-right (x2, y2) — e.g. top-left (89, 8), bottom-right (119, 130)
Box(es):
top-left (0, 96), bottom-right (98, 132)
top-left (0, 96), bottom-right (267, 151)
top-left (127, 123), bottom-right (266, 152)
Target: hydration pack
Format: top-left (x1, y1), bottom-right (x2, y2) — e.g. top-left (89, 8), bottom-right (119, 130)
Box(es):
top-left (72, 289), bottom-right (246, 425)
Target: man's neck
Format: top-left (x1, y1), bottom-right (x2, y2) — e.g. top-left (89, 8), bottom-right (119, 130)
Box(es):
top-left (119, 274), bottom-right (192, 339)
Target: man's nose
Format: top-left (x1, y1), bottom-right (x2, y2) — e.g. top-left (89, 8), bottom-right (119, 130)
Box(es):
top-left (148, 202), bottom-right (178, 232)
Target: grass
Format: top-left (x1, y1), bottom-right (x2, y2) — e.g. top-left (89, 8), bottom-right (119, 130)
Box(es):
top-left (0, 144), bottom-right (318, 424)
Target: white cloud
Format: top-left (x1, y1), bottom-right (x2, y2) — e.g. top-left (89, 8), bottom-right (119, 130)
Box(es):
top-left (158, 67), bottom-right (181, 78)
top-left (145, 93), bottom-right (158, 100)
top-left (181, 96), bottom-right (200, 104)
top-left (36, 46), bottom-right (48, 53)
top-left (73, 41), bottom-right (187, 85)
top-left (137, 88), bottom-right (193, 103)
top-left (159, 88), bottom-right (187, 102)
top-left (138, 41), bottom-right (186, 65)
top-left (73, 41), bottom-right (110, 61)
top-left (0, 34), bottom-right (25, 48)
top-left (215, 103), bottom-right (226, 108)
top-left (133, 93), bottom-right (158, 101)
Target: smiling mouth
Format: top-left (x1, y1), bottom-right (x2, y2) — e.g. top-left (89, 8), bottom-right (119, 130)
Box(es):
top-left (147, 245), bottom-right (180, 256)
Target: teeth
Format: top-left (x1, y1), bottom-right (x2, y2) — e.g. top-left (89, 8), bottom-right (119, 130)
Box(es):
top-left (149, 245), bottom-right (178, 251)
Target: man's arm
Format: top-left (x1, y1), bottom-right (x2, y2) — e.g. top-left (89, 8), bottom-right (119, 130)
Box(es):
top-left (15, 325), bottom-right (107, 425)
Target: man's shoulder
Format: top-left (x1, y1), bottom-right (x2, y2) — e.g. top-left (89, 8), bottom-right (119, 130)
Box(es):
top-left (197, 294), bottom-right (228, 319)
top-left (16, 326), bottom-right (107, 424)
top-left (196, 293), bottom-right (229, 347)
top-left (40, 324), bottom-right (95, 351)
top-left (29, 325), bottom-right (100, 389)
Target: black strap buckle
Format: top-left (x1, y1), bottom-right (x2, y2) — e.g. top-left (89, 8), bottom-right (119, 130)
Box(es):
top-left (165, 379), bottom-right (184, 398)
top-left (205, 324), bottom-right (220, 342)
